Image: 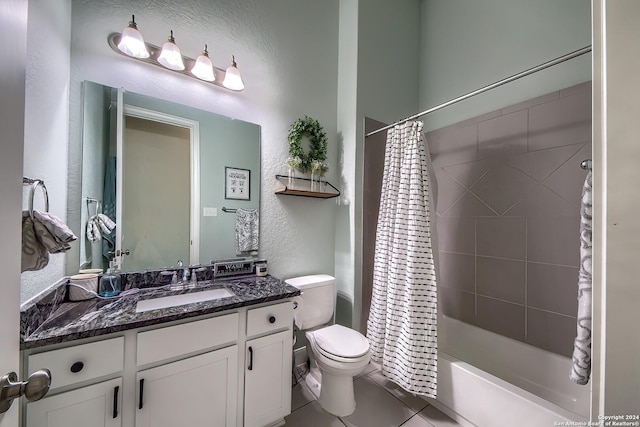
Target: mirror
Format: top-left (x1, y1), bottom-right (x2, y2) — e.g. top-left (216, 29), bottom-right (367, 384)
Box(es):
top-left (80, 81), bottom-right (261, 272)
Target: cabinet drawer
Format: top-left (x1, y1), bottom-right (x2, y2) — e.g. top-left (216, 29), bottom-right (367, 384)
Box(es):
top-left (137, 313), bottom-right (239, 366)
top-left (246, 302), bottom-right (293, 338)
top-left (28, 337), bottom-right (124, 390)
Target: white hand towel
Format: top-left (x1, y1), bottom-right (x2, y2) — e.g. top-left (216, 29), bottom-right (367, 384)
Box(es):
top-left (86, 215), bottom-right (100, 242)
top-left (235, 209), bottom-right (259, 255)
top-left (96, 213), bottom-right (116, 234)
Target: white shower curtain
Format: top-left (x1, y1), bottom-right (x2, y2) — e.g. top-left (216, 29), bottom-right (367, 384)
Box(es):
top-left (366, 121), bottom-right (438, 397)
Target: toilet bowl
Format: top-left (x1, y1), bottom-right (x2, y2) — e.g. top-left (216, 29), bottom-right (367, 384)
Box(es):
top-left (286, 274), bottom-right (371, 417)
top-left (305, 324), bottom-right (371, 416)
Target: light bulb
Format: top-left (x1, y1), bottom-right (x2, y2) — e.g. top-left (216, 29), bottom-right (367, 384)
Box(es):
top-left (222, 55), bottom-right (245, 91)
top-left (117, 15), bottom-right (149, 59)
top-left (157, 30), bottom-right (185, 71)
top-left (191, 44), bottom-right (215, 81)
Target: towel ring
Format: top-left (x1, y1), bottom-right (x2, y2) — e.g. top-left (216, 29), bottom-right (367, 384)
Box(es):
top-left (28, 180), bottom-right (49, 219)
top-left (86, 198), bottom-right (101, 218)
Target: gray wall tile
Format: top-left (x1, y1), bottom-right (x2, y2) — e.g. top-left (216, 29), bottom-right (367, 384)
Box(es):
top-left (423, 82), bottom-right (590, 356)
top-left (442, 159), bottom-right (494, 189)
top-left (478, 110), bottom-right (528, 158)
top-left (434, 171), bottom-right (467, 215)
top-left (439, 285), bottom-right (475, 324)
top-left (471, 164), bottom-right (537, 214)
top-left (428, 123), bottom-right (477, 167)
top-left (507, 143), bottom-right (583, 182)
top-left (441, 191), bottom-right (497, 217)
top-left (477, 257), bottom-right (525, 304)
top-left (476, 217), bottom-right (526, 259)
top-left (438, 252), bottom-right (475, 292)
top-left (477, 296), bottom-right (525, 341)
top-left (527, 308), bottom-right (576, 357)
top-left (436, 217), bottom-right (475, 255)
top-left (528, 90), bottom-right (591, 151)
top-left (505, 185), bottom-right (579, 217)
top-left (527, 262), bottom-right (579, 316)
top-left (528, 217), bottom-right (580, 266)
top-left (543, 143), bottom-right (592, 206)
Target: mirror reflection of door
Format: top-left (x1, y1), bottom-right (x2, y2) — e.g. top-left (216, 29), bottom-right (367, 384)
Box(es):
top-left (117, 106), bottom-right (200, 272)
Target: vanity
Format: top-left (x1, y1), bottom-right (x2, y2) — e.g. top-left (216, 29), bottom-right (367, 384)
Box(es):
top-left (20, 274), bottom-right (300, 427)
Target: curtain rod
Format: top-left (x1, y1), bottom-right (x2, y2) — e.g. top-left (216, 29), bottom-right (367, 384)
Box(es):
top-left (365, 45), bottom-right (592, 138)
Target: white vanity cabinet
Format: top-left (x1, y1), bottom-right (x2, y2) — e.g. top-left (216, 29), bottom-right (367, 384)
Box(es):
top-left (135, 346), bottom-right (238, 427)
top-left (24, 337), bottom-right (126, 427)
top-left (26, 378), bottom-right (123, 427)
top-left (21, 298), bottom-right (295, 427)
top-left (134, 314), bottom-right (239, 427)
top-left (244, 302), bottom-right (294, 427)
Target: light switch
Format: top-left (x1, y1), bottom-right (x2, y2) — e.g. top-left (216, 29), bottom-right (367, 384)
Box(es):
top-left (203, 207), bottom-right (217, 217)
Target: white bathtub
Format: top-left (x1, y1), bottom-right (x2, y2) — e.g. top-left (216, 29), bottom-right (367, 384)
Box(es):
top-left (428, 316), bottom-right (590, 427)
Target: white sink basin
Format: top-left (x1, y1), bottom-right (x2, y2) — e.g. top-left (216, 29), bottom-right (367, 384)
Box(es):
top-left (136, 288), bottom-right (234, 313)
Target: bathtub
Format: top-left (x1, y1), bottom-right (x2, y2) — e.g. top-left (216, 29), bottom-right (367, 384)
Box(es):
top-left (428, 316), bottom-right (590, 427)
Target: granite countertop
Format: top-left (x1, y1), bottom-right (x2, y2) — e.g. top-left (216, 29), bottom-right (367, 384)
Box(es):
top-left (21, 274), bottom-right (300, 350)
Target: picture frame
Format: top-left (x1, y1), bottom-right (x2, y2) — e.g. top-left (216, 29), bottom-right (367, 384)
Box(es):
top-left (225, 167), bottom-right (251, 200)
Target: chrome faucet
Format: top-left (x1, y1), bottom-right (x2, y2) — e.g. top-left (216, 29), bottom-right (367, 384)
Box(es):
top-left (177, 260), bottom-right (189, 283)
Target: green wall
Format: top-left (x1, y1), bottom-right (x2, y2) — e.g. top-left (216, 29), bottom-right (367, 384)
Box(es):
top-left (419, 0), bottom-right (591, 131)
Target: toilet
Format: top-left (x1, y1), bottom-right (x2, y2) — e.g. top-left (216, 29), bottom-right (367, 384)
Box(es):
top-left (286, 274), bottom-right (371, 417)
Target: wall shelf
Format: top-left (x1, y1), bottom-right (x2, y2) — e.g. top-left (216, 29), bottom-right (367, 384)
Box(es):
top-left (274, 175), bottom-right (340, 199)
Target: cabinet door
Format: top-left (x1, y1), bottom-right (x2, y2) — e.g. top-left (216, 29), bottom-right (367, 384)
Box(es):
top-left (26, 377), bottom-right (122, 427)
top-left (136, 346), bottom-right (238, 427)
top-left (244, 330), bottom-right (292, 427)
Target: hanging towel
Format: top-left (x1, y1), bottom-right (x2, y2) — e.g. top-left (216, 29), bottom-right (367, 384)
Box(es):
top-left (102, 156), bottom-right (117, 262)
top-left (21, 212), bottom-right (50, 272)
top-left (22, 210), bottom-right (78, 272)
top-left (235, 208), bottom-right (259, 255)
top-left (570, 171), bottom-right (592, 385)
top-left (366, 121), bottom-right (438, 397)
top-left (86, 213), bottom-right (116, 242)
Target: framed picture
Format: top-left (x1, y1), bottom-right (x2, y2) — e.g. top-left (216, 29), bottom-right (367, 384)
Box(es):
top-left (225, 167), bottom-right (251, 200)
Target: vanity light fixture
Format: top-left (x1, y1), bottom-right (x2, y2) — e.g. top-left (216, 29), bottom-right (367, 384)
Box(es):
top-left (108, 16), bottom-right (245, 91)
top-left (117, 15), bottom-right (149, 59)
top-left (222, 55), bottom-right (245, 91)
top-left (157, 30), bottom-right (185, 71)
top-left (191, 44), bottom-right (215, 82)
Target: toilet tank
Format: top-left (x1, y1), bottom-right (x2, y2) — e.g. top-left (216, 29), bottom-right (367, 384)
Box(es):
top-left (285, 274), bottom-right (335, 330)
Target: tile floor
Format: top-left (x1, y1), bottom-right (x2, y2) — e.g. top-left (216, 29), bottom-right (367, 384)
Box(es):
top-left (284, 363), bottom-right (461, 427)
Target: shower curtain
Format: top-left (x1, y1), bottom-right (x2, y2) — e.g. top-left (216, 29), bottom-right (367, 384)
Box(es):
top-left (366, 121), bottom-right (438, 397)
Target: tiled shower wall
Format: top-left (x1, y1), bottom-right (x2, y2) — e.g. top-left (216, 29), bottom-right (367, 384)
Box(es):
top-left (426, 81), bottom-right (591, 357)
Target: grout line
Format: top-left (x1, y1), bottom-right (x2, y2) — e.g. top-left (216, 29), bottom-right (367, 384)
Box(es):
top-left (524, 217), bottom-right (528, 341)
top-left (359, 369), bottom-right (427, 421)
top-left (440, 250), bottom-right (579, 269)
top-left (438, 284), bottom-right (476, 296)
top-left (477, 293), bottom-right (526, 307)
top-left (474, 217), bottom-right (478, 321)
top-left (398, 412), bottom-right (437, 427)
top-left (528, 306), bottom-right (577, 320)
top-left (538, 182), bottom-right (581, 209)
top-left (466, 189), bottom-right (501, 216)
top-left (527, 260), bottom-right (580, 269)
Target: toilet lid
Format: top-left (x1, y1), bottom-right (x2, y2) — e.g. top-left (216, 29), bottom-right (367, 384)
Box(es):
top-left (313, 324), bottom-right (370, 359)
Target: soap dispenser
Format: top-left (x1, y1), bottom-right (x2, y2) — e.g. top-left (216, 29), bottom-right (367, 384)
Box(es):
top-left (99, 261), bottom-right (122, 297)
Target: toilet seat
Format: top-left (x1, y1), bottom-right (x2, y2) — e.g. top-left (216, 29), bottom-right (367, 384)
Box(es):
top-left (311, 324), bottom-right (370, 362)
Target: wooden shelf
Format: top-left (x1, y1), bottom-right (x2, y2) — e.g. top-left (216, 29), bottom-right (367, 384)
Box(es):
top-left (275, 175), bottom-right (340, 199)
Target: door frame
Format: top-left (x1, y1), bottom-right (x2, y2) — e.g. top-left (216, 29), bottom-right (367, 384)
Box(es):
top-left (118, 104), bottom-right (201, 267)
